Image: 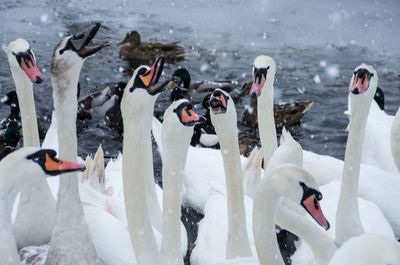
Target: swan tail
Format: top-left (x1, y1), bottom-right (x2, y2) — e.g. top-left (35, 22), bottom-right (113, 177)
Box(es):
top-left (82, 145), bottom-right (106, 193)
top-left (243, 146), bottom-right (263, 199)
top-left (280, 127), bottom-right (294, 145)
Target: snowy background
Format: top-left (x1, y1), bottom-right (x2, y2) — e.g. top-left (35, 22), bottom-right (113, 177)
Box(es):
top-left (0, 0), bottom-right (399, 159)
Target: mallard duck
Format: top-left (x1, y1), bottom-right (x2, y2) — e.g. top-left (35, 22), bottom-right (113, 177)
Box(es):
top-left (170, 68), bottom-right (247, 104)
top-left (77, 82), bottom-right (125, 122)
top-left (0, 91), bottom-right (20, 129)
top-left (118, 30), bottom-right (187, 63)
top-left (0, 120), bottom-right (22, 160)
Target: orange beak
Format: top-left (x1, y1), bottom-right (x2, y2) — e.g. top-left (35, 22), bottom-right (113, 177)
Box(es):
top-left (44, 154), bottom-right (86, 175)
top-left (302, 193), bottom-right (330, 230)
top-left (19, 54), bottom-right (44, 84)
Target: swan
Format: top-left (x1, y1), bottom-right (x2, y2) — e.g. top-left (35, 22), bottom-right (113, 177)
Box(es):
top-left (160, 99), bottom-right (206, 265)
top-left (250, 57), bottom-right (395, 263)
top-left (326, 234), bottom-right (400, 265)
top-left (191, 89), bottom-right (253, 265)
top-left (0, 147), bottom-right (85, 265)
top-left (6, 38), bottom-right (58, 249)
top-left (45, 23), bottom-right (110, 265)
top-left (213, 164), bottom-right (330, 265)
top-left (391, 108), bottom-right (400, 173)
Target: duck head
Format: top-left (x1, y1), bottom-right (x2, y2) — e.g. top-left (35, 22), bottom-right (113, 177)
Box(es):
top-left (250, 55), bottom-right (276, 98)
top-left (4, 121), bottom-right (22, 148)
top-left (118, 30), bottom-right (141, 46)
top-left (51, 23), bottom-right (111, 75)
top-left (268, 164), bottom-right (330, 230)
top-left (6, 39), bottom-right (44, 84)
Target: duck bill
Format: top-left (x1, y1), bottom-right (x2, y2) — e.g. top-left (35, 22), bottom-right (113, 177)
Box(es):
top-left (44, 153), bottom-right (86, 176)
top-left (350, 68), bottom-right (373, 95)
top-left (140, 56), bottom-right (166, 95)
top-left (70, 23), bottom-right (111, 58)
top-left (301, 193), bottom-right (330, 230)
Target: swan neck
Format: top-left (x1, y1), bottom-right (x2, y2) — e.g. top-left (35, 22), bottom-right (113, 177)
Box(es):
top-left (391, 108), bottom-right (400, 173)
top-left (122, 98), bottom-right (165, 265)
top-left (253, 181), bottom-right (284, 265)
top-left (258, 81), bottom-right (277, 167)
top-left (336, 94), bottom-right (372, 245)
top-left (275, 205), bottom-right (337, 265)
top-left (211, 109), bottom-right (253, 259)
top-left (160, 122), bottom-right (192, 265)
top-left (11, 69), bottom-right (40, 147)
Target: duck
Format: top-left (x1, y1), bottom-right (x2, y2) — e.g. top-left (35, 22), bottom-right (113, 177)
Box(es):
top-left (0, 121), bottom-right (22, 160)
top-left (170, 68), bottom-right (248, 104)
top-left (45, 23), bottom-right (111, 264)
top-left (5, 38), bottom-right (58, 249)
top-left (118, 30), bottom-right (187, 63)
top-left (77, 81), bottom-right (126, 124)
top-left (0, 147), bottom-right (86, 265)
top-left (160, 99), bottom-right (206, 265)
top-left (0, 91), bottom-right (20, 128)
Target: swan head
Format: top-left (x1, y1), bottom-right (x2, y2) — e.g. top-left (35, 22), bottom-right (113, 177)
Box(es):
top-left (6, 38), bottom-right (44, 84)
top-left (268, 164), bottom-right (330, 230)
top-left (250, 55), bottom-right (276, 98)
top-left (209, 89), bottom-right (231, 115)
top-left (349, 64), bottom-right (378, 98)
top-left (51, 23), bottom-right (111, 74)
top-left (170, 99), bottom-right (206, 127)
top-left (0, 147), bottom-right (85, 185)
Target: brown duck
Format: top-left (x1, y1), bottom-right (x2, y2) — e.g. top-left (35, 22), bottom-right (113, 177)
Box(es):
top-left (240, 81), bottom-right (313, 129)
top-left (118, 30), bottom-right (187, 63)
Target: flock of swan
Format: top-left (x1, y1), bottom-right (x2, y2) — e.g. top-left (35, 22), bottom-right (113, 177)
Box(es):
top-left (1, 22), bottom-right (400, 265)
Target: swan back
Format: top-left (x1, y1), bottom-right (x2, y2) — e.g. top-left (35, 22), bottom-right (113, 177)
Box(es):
top-left (327, 234), bottom-right (400, 265)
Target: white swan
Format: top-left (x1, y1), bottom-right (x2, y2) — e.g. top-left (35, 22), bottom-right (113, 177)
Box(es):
top-left (391, 107), bottom-right (400, 173)
top-left (0, 147), bottom-right (86, 265)
top-left (327, 234), bottom-right (400, 265)
top-left (121, 56), bottom-right (174, 265)
top-left (250, 57), bottom-right (395, 263)
top-left (191, 89), bottom-right (254, 265)
top-left (45, 23), bottom-right (110, 265)
top-left (160, 99), bottom-right (206, 265)
top-left (213, 164), bottom-right (330, 265)
top-left (6, 38), bottom-right (57, 249)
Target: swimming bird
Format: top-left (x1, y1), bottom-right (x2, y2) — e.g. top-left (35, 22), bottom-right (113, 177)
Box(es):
top-left (118, 30), bottom-right (187, 63)
top-left (0, 121), bottom-right (22, 160)
top-left (45, 23), bottom-right (110, 265)
top-left (0, 147), bottom-right (85, 265)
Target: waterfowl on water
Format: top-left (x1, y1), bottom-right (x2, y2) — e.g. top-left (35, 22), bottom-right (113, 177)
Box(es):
top-left (0, 121), bottom-right (22, 160)
top-left (118, 30), bottom-right (187, 63)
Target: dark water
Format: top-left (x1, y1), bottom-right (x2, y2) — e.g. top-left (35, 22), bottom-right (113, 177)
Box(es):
top-left (1, 0), bottom-right (399, 162)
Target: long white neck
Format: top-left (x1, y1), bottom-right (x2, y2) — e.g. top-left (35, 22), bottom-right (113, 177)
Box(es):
top-left (46, 63), bottom-right (102, 265)
top-left (211, 105), bottom-right (253, 259)
top-left (275, 204), bottom-right (337, 265)
top-left (122, 92), bottom-right (165, 265)
top-left (335, 92), bottom-right (372, 245)
top-left (253, 181), bottom-right (284, 265)
top-left (258, 75), bottom-right (278, 168)
top-left (11, 69), bottom-right (39, 147)
top-left (160, 118), bottom-right (192, 265)
top-left (9, 57), bottom-right (56, 250)
top-left (391, 108), bottom-right (400, 173)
